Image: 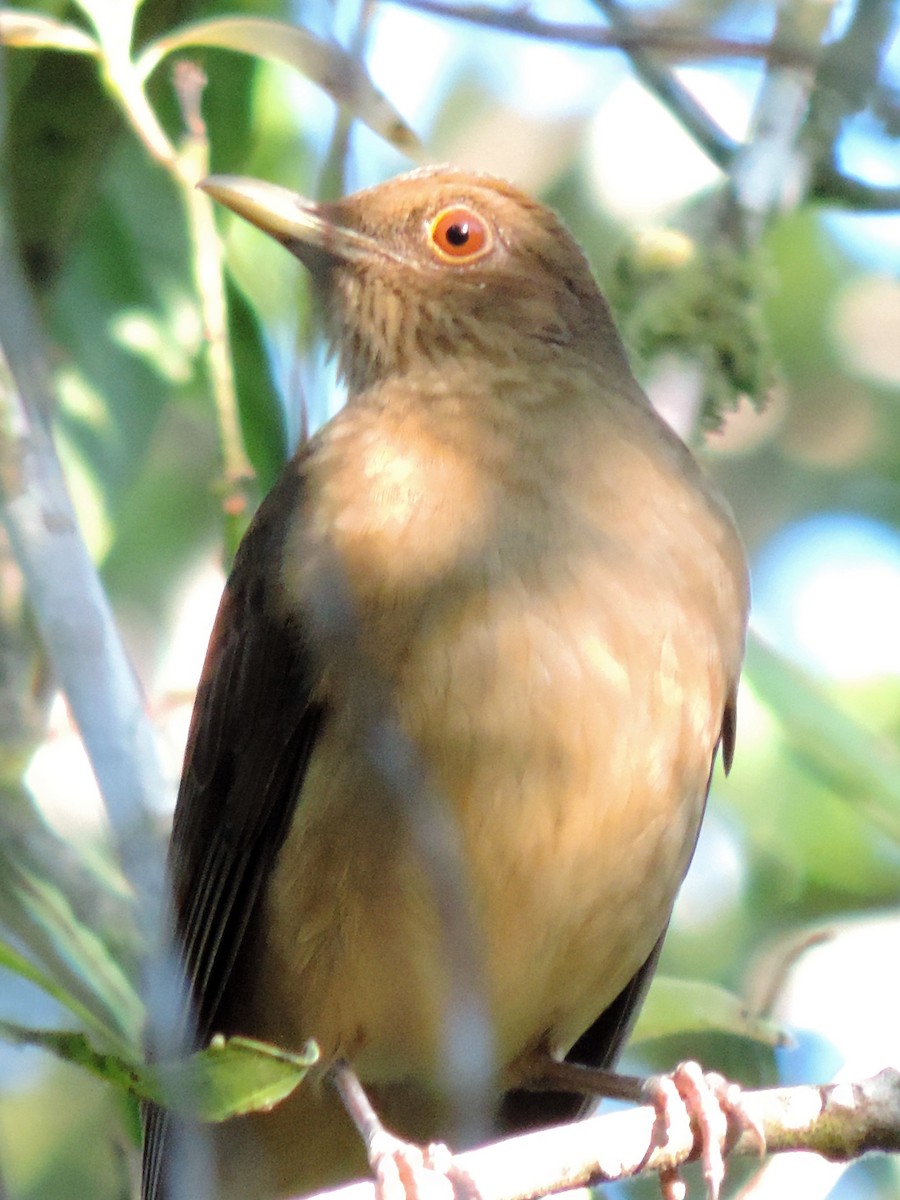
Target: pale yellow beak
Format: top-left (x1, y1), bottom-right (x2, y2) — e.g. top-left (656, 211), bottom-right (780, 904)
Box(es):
top-left (199, 175), bottom-right (379, 265)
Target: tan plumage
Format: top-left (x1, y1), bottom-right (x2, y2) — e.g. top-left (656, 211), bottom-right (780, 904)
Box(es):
top-left (143, 166), bottom-right (749, 1200)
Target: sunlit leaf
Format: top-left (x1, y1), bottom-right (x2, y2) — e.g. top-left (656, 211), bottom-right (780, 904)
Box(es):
top-left (634, 976), bottom-right (787, 1047)
top-left (136, 17), bottom-right (419, 153)
top-left (149, 1034), bottom-right (318, 1121)
top-left (0, 1019), bottom-right (315, 1119)
top-left (0, 9), bottom-right (99, 54)
top-left (745, 633), bottom-right (900, 844)
top-left (0, 1019), bottom-right (144, 1089)
top-left (70, 0), bottom-right (141, 53)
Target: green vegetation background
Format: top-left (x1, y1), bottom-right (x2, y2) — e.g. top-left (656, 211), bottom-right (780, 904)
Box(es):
top-left (1, 1), bottom-right (899, 1197)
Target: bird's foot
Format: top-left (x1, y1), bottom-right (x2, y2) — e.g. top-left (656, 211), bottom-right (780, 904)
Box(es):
top-left (330, 1060), bottom-right (480, 1200)
top-left (515, 1054), bottom-right (763, 1197)
top-left (368, 1132), bottom-right (478, 1200)
top-left (643, 1061), bottom-right (766, 1200)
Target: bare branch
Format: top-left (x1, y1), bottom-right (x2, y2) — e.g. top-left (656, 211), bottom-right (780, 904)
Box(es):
top-left (381, 0), bottom-right (818, 69)
top-left (385, 0), bottom-right (900, 212)
top-left (0, 206), bottom-right (171, 926)
top-left (290, 1069), bottom-right (900, 1200)
top-left (590, 0), bottom-right (736, 169)
top-left (810, 164), bottom-right (900, 210)
top-left (0, 167), bottom-right (187, 1084)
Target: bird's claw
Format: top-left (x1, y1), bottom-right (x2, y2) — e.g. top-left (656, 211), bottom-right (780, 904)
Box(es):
top-left (332, 1060), bottom-right (479, 1200)
top-left (643, 1061), bottom-right (766, 1200)
top-left (370, 1132), bottom-right (479, 1200)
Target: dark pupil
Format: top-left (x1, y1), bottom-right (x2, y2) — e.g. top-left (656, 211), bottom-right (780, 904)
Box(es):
top-left (445, 222), bottom-right (469, 247)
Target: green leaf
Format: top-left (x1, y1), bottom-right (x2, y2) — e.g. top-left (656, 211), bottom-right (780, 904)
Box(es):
top-left (0, 1019), bottom-right (145, 1091)
top-left (745, 632), bottom-right (900, 844)
top-left (0, 9), bottom-right (99, 55)
top-left (634, 976), bottom-right (787, 1047)
top-left (0, 940), bottom-right (131, 1057)
top-left (4, 24), bottom-right (118, 293)
top-left (0, 847), bottom-right (143, 1047)
top-left (149, 1035), bottom-right (319, 1121)
top-left (0, 1020), bottom-right (317, 1120)
top-left (613, 235), bottom-right (774, 429)
top-left (228, 275), bottom-right (288, 491)
top-left (49, 133), bottom-right (193, 513)
top-left (135, 17), bottom-right (419, 153)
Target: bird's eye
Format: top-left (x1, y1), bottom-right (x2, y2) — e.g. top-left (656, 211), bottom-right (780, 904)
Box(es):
top-left (428, 207), bottom-right (492, 263)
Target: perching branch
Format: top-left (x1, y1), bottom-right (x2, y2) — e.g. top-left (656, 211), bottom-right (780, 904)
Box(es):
top-left (292, 1069), bottom-right (900, 1200)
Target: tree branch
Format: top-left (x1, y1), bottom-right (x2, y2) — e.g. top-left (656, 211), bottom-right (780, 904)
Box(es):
top-left (810, 163), bottom-right (900, 210)
top-left (0, 192), bottom-right (171, 931)
top-left (291, 1070), bottom-right (900, 1200)
top-left (382, 0), bottom-right (818, 68)
top-left (384, 0), bottom-right (900, 213)
top-left (589, 0), bottom-right (736, 169)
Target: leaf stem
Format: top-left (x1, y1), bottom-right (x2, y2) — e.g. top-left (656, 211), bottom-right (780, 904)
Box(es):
top-left (82, 1), bottom-right (253, 525)
top-left (172, 61), bottom-right (254, 539)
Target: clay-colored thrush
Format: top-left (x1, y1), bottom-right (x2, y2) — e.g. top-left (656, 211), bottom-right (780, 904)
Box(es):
top-left (142, 167), bottom-right (749, 1200)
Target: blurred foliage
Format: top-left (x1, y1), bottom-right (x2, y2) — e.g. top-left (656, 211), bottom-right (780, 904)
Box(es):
top-left (611, 230), bottom-right (776, 429)
top-left (1, 0), bottom-right (900, 1198)
top-left (0, 1021), bottom-right (317, 1122)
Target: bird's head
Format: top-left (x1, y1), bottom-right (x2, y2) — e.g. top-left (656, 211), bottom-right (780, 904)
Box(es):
top-left (201, 165), bottom-right (630, 394)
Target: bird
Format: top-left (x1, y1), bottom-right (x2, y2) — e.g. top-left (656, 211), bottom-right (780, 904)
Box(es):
top-left (141, 165), bottom-right (749, 1200)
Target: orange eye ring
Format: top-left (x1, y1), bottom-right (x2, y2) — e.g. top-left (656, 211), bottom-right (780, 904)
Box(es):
top-left (428, 207), bottom-right (493, 263)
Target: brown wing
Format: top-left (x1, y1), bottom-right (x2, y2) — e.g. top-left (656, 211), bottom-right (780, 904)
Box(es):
top-left (142, 459), bottom-right (324, 1199)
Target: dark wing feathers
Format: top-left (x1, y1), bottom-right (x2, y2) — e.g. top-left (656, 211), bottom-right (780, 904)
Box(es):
top-left (168, 462), bottom-right (323, 1043)
top-left (142, 462), bottom-right (324, 1199)
top-left (721, 689), bottom-right (738, 775)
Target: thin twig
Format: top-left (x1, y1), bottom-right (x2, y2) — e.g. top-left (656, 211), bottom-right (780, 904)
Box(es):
top-left (381, 0), bottom-right (818, 68)
top-left (385, 0), bottom-right (900, 213)
top-left (319, 0), bottom-right (379, 201)
top-left (78, 1), bottom-right (255, 532)
top-left (590, 0), bottom-right (737, 169)
top-left (810, 163), bottom-right (900, 210)
top-left (173, 60), bottom-right (254, 536)
top-left (803, 0), bottom-right (900, 210)
top-left (727, 0), bottom-right (828, 239)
